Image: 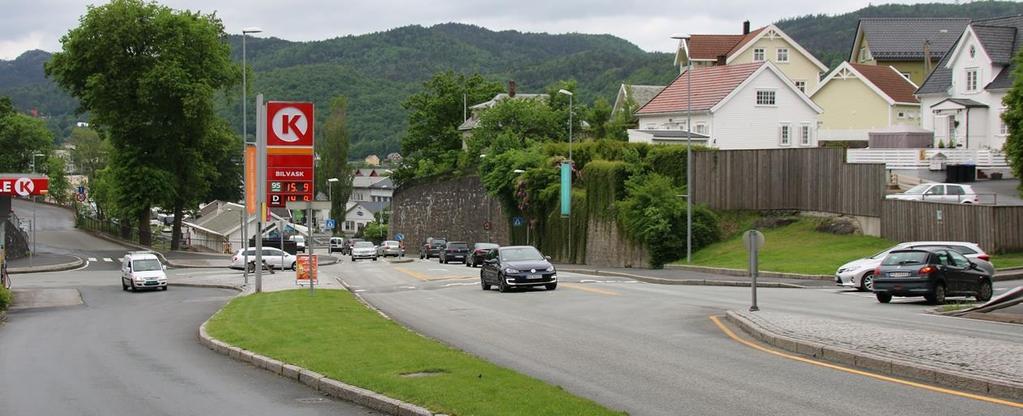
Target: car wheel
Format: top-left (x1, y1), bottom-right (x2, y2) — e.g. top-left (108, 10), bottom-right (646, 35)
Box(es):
top-left (481, 277), bottom-right (490, 291)
top-left (859, 273), bottom-right (875, 292)
top-left (925, 283), bottom-right (946, 305)
top-left (121, 279), bottom-right (128, 291)
top-left (291, 262), bottom-right (297, 270)
top-left (372, 257), bottom-right (378, 261)
top-left (876, 292), bottom-right (892, 303)
top-left (129, 283), bottom-right (137, 292)
top-left (545, 283), bottom-right (557, 291)
top-left (498, 275), bottom-right (510, 293)
top-left (162, 286), bottom-right (168, 291)
top-left (976, 280), bottom-right (993, 302)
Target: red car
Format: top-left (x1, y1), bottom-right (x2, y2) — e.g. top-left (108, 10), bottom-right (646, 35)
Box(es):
top-left (466, 243), bottom-right (499, 267)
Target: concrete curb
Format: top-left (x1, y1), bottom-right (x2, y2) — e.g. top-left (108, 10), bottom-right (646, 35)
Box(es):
top-left (8, 256), bottom-right (85, 274)
top-left (197, 319), bottom-right (435, 415)
top-left (993, 269), bottom-right (1023, 282)
top-left (664, 264), bottom-right (832, 281)
top-left (560, 268), bottom-right (805, 289)
top-left (387, 258), bottom-right (415, 264)
top-left (165, 255), bottom-right (340, 269)
top-left (171, 282), bottom-right (245, 291)
top-left (724, 310), bottom-right (1023, 402)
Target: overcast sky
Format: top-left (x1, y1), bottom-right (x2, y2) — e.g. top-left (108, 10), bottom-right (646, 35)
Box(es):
top-left (1, 0), bottom-right (955, 60)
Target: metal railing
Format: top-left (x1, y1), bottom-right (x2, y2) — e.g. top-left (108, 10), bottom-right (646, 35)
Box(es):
top-left (847, 148), bottom-right (1008, 169)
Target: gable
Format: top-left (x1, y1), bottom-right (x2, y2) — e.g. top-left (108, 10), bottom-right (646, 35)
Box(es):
top-left (726, 25), bottom-right (827, 71)
top-left (712, 62), bottom-right (823, 113)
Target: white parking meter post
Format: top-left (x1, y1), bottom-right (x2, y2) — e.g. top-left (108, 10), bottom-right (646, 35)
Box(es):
top-left (743, 230), bottom-right (765, 312)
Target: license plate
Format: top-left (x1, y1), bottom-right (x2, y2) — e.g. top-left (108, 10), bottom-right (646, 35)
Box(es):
top-left (527, 274), bottom-right (541, 280)
top-left (889, 272), bottom-right (910, 278)
top-left (145, 281), bottom-right (158, 285)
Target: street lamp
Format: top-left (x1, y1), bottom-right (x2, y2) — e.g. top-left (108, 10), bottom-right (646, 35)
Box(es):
top-left (241, 26), bottom-right (262, 285)
top-left (557, 89), bottom-right (573, 262)
top-left (30, 153), bottom-right (45, 263)
top-left (327, 177), bottom-right (339, 232)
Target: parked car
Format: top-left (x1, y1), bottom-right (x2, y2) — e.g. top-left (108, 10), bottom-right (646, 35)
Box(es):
top-left (350, 241), bottom-right (378, 261)
top-left (466, 243), bottom-right (500, 268)
top-left (420, 238), bottom-right (447, 259)
top-left (341, 238), bottom-right (364, 255)
top-left (872, 248), bottom-right (993, 304)
top-left (835, 241), bottom-right (994, 291)
top-left (480, 245), bottom-right (557, 292)
top-left (377, 240), bottom-right (404, 257)
top-left (290, 235), bottom-right (306, 253)
top-left (328, 237), bottom-right (344, 253)
top-left (885, 183), bottom-right (979, 204)
top-left (230, 247), bottom-right (297, 271)
top-left (439, 241), bottom-right (470, 264)
top-left (121, 251), bottom-right (168, 292)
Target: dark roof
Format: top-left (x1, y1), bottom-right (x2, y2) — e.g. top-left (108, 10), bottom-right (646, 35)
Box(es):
top-left (972, 25), bottom-right (1017, 64)
top-left (848, 63), bottom-right (919, 103)
top-left (987, 63), bottom-right (1015, 90)
top-left (368, 177), bottom-right (394, 189)
top-left (930, 98), bottom-right (988, 108)
top-left (637, 62), bottom-right (764, 114)
top-left (855, 18), bottom-right (969, 61)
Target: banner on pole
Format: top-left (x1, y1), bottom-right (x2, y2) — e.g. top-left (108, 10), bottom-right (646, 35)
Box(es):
top-left (296, 254), bottom-right (318, 286)
top-left (560, 162), bottom-right (571, 217)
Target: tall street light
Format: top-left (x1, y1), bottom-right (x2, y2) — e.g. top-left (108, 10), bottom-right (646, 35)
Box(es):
top-left (31, 152), bottom-right (45, 263)
top-left (685, 61), bottom-right (693, 263)
top-left (241, 26), bottom-right (262, 285)
top-left (557, 89), bottom-right (573, 262)
top-left (327, 177), bottom-right (339, 233)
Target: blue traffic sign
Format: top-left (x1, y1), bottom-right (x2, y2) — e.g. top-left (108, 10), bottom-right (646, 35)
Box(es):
top-left (394, 233), bottom-right (405, 241)
top-left (325, 218), bottom-right (336, 230)
top-left (77, 185), bottom-right (85, 194)
top-left (512, 216), bottom-right (525, 227)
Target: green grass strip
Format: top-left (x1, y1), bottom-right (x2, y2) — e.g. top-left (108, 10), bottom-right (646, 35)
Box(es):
top-left (991, 252), bottom-right (1023, 269)
top-left (206, 289), bottom-right (624, 416)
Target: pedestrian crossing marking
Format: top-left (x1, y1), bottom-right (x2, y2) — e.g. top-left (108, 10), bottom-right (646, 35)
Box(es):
top-left (103, 258), bottom-right (113, 262)
top-left (88, 257), bottom-right (97, 262)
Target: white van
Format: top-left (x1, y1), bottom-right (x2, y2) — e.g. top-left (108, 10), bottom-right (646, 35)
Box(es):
top-left (121, 251), bottom-right (168, 292)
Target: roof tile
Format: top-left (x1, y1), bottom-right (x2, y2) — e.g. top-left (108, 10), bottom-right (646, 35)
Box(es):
top-left (637, 62), bottom-right (764, 114)
top-left (848, 63), bottom-right (919, 103)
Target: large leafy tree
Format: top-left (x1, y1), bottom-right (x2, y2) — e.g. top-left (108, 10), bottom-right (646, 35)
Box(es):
top-left (1005, 52), bottom-right (1023, 197)
top-left (318, 96), bottom-right (353, 231)
top-left (46, 0), bottom-right (239, 246)
top-left (0, 96), bottom-right (53, 172)
top-left (67, 127), bottom-right (108, 178)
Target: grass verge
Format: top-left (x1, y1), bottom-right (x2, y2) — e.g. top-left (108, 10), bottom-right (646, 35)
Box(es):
top-left (991, 252), bottom-right (1023, 270)
top-left (206, 289), bottom-right (624, 416)
top-left (684, 218), bottom-right (894, 275)
top-left (0, 285), bottom-right (11, 311)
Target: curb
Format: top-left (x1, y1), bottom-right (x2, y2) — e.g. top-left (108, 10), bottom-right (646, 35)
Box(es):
top-left (665, 264), bottom-right (832, 281)
top-left (8, 256), bottom-right (85, 274)
top-left (197, 319), bottom-right (435, 415)
top-left (724, 310), bottom-right (1023, 402)
top-left (560, 268), bottom-right (805, 289)
top-left (171, 282), bottom-right (245, 291)
top-left (994, 269), bottom-right (1023, 282)
top-left (388, 258), bottom-right (415, 264)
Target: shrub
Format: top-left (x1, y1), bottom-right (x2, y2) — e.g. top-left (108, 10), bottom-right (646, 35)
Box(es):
top-left (0, 285), bottom-right (11, 311)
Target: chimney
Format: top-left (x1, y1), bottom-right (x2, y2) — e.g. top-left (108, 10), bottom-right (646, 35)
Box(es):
top-left (716, 55), bottom-right (727, 65)
top-left (743, 20), bottom-right (750, 35)
top-left (508, 80), bottom-right (517, 98)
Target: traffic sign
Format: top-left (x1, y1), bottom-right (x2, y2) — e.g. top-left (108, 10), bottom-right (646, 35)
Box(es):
top-left (77, 185), bottom-right (85, 194)
top-left (512, 216), bottom-right (525, 227)
top-left (325, 219), bottom-right (336, 230)
top-left (394, 233), bottom-right (405, 241)
top-left (742, 230), bottom-right (765, 251)
top-left (75, 193), bottom-right (87, 202)
top-left (0, 176), bottom-right (48, 197)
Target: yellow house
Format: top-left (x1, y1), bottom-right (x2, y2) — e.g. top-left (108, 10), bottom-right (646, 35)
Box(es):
top-left (674, 21), bottom-right (828, 94)
top-left (812, 62), bottom-right (921, 142)
top-left (849, 18), bottom-right (970, 86)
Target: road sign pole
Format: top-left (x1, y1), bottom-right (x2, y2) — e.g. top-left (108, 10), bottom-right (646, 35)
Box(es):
top-left (307, 199), bottom-right (314, 295)
top-left (255, 93), bottom-right (265, 293)
top-left (744, 229), bottom-right (763, 312)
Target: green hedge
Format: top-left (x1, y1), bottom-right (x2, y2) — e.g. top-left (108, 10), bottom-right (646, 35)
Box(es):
top-left (0, 285), bottom-right (11, 311)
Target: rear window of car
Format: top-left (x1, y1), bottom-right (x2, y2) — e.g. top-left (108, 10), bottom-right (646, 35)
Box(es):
top-left (913, 245), bottom-right (977, 255)
top-left (448, 243), bottom-right (468, 249)
top-left (882, 251), bottom-right (930, 266)
top-left (432, 240), bottom-right (447, 247)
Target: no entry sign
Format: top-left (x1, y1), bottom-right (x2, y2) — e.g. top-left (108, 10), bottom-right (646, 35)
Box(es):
top-left (0, 176), bottom-right (49, 197)
top-left (266, 101), bottom-right (315, 207)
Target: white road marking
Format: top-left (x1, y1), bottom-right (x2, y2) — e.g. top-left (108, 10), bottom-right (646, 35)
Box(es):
top-left (353, 289), bottom-right (366, 293)
top-left (103, 258), bottom-right (113, 262)
top-left (403, 286), bottom-right (417, 290)
top-left (429, 269), bottom-right (448, 272)
top-left (87, 257), bottom-right (97, 262)
top-left (444, 282), bottom-right (478, 287)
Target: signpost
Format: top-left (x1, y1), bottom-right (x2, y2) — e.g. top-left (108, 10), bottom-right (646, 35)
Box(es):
top-left (394, 233), bottom-right (405, 242)
top-left (743, 230), bottom-right (765, 312)
top-left (325, 218), bottom-right (336, 230)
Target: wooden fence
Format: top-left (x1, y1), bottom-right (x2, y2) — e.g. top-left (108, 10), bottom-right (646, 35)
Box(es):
top-left (881, 200), bottom-right (1023, 253)
top-left (691, 148), bottom-right (887, 217)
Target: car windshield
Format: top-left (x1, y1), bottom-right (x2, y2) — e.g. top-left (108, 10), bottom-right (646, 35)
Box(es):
top-left (449, 243), bottom-right (468, 249)
top-left (132, 259), bottom-right (162, 272)
top-left (882, 251), bottom-right (929, 266)
top-left (476, 243), bottom-right (499, 249)
top-left (384, 241), bottom-right (399, 247)
top-left (432, 240), bottom-right (447, 247)
top-left (501, 247), bottom-right (544, 262)
top-left (354, 242), bottom-right (374, 248)
top-left (903, 184), bottom-right (930, 195)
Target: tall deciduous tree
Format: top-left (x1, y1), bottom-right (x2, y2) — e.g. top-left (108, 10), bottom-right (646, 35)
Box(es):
top-left (0, 96), bottom-right (53, 172)
top-left (318, 96), bottom-right (353, 232)
top-left (1005, 54), bottom-right (1023, 197)
top-left (46, 156), bottom-right (71, 206)
top-left (46, 0), bottom-right (239, 246)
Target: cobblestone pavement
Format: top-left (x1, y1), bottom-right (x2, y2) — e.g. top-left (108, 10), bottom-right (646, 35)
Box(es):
top-left (737, 310), bottom-right (1023, 385)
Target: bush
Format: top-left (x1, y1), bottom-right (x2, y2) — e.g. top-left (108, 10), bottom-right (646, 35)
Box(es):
top-left (0, 285), bottom-right (11, 311)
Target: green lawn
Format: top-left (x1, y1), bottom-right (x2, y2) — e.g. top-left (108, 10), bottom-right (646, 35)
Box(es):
top-left (992, 252), bottom-right (1023, 269)
top-left (206, 290), bottom-right (624, 416)
top-left (683, 219), bottom-right (895, 275)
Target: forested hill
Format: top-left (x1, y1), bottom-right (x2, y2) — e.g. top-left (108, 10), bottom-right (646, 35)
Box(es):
top-left (5, 1), bottom-right (1023, 157)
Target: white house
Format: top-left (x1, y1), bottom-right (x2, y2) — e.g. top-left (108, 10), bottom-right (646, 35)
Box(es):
top-left (341, 201), bottom-right (388, 236)
top-left (630, 61), bottom-right (822, 149)
top-left (916, 16), bottom-right (1022, 150)
top-left (349, 176), bottom-right (394, 204)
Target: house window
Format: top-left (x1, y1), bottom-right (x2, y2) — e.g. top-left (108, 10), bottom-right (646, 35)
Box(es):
top-left (753, 48), bottom-right (765, 62)
top-left (800, 124), bottom-right (811, 146)
top-left (858, 47), bottom-right (871, 62)
top-left (794, 81), bottom-right (806, 93)
top-left (345, 221), bottom-right (355, 231)
top-left (756, 89), bottom-right (776, 106)
top-left (779, 123), bottom-right (791, 146)
top-left (965, 68), bottom-right (978, 92)
top-left (694, 123), bottom-right (707, 135)
top-left (776, 48), bottom-right (789, 62)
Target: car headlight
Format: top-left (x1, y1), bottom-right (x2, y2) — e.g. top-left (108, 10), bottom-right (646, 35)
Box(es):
top-left (504, 268), bottom-right (518, 274)
top-left (836, 268), bottom-right (846, 274)
top-left (545, 266), bottom-right (555, 272)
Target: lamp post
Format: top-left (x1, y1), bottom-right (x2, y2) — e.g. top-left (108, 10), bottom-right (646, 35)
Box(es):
top-left (557, 89), bottom-right (573, 262)
top-left (327, 177), bottom-right (339, 233)
top-left (241, 26), bottom-right (262, 285)
top-left (686, 61), bottom-right (692, 263)
top-left (30, 153), bottom-right (45, 264)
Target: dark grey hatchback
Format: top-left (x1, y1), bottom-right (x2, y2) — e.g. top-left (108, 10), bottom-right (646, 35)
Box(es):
top-left (480, 246), bottom-right (557, 292)
top-left (872, 248), bottom-right (993, 305)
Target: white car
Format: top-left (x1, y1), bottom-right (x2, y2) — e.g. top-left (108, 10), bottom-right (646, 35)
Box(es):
top-left (885, 183), bottom-right (979, 204)
top-left (230, 247), bottom-right (297, 271)
top-left (350, 241), bottom-right (378, 261)
top-left (291, 235), bottom-right (306, 253)
top-left (835, 241), bottom-right (993, 291)
top-left (121, 251), bottom-right (168, 292)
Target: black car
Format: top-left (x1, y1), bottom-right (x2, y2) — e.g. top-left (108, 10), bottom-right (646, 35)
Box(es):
top-left (873, 248), bottom-right (993, 305)
top-left (466, 243), bottom-right (499, 268)
top-left (420, 238), bottom-right (447, 259)
top-left (480, 246), bottom-right (557, 292)
top-left (439, 241), bottom-right (470, 264)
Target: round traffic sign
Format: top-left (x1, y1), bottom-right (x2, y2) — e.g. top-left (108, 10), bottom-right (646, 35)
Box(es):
top-left (75, 193), bottom-right (87, 202)
top-left (394, 233), bottom-right (405, 241)
top-left (742, 230), bottom-right (765, 251)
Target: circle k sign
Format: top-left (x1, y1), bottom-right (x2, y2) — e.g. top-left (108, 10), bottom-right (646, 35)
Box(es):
top-left (267, 102), bottom-right (314, 146)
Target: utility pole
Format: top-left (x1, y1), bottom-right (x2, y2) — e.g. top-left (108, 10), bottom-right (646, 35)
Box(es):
top-left (686, 61), bottom-right (693, 263)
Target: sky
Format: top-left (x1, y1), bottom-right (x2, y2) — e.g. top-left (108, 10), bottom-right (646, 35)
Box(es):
top-left (0, 0), bottom-right (956, 60)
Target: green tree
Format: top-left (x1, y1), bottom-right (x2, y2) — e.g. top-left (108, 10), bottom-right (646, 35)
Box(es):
top-left (46, 0), bottom-right (240, 247)
top-left (67, 127), bottom-right (108, 178)
top-left (584, 97), bottom-right (614, 140)
top-left (1004, 51), bottom-right (1023, 197)
top-left (45, 156), bottom-right (71, 206)
top-left (318, 96), bottom-right (353, 231)
top-left (362, 221), bottom-right (388, 244)
top-left (0, 96), bottom-right (53, 172)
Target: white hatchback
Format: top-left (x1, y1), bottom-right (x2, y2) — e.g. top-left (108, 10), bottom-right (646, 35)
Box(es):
top-left (230, 247), bottom-right (297, 271)
top-left (835, 241), bottom-right (993, 291)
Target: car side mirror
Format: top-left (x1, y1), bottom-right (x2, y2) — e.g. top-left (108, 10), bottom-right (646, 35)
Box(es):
top-left (545, 255), bottom-right (552, 261)
top-left (162, 265), bottom-right (167, 270)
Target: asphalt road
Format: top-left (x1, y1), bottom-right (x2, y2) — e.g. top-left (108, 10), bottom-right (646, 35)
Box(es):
top-left (338, 257), bottom-right (1023, 416)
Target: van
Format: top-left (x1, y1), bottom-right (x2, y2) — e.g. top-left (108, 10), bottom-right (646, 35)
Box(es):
top-left (329, 237), bottom-right (344, 253)
top-left (121, 251), bottom-right (168, 292)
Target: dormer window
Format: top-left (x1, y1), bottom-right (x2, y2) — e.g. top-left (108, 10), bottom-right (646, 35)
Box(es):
top-left (965, 68), bottom-right (979, 92)
top-left (753, 48), bottom-right (765, 62)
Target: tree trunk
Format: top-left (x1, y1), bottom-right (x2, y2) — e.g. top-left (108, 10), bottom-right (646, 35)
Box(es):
top-left (171, 198), bottom-right (184, 251)
top-left (137, 209), bottom-right (151, 246)
top-left (120, 218), bottom-right (131, 239)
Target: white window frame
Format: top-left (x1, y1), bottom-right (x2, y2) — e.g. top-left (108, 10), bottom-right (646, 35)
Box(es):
top-left (694, 122), bottom-right (708, 135)
top-left (755, 89), bottom-right (776, 106)
top-left (1000, 106), bottom-right (1009, 136)
top-left (794, 80), bottom-right (806, 93)
top-left (776, 48), bottom-right (789, 63)
top-left (965, 68), bottom-right (979, 92)
top-left (753, 48), bottom-right (765, 62)
top-left (900, 72), bottom-right (912, 81)
top-left (800, 123), bottom-right (812, 146)
top-left (779, 123), bottom-right (791, 146)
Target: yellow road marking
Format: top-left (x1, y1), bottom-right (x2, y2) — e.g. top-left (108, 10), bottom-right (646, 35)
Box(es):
top-left (393, 267), bottom-right (473, 282)
top-left (561, 283), bottom-right (620, 296)
top-left (708, 315), bottom-right (1023, 409)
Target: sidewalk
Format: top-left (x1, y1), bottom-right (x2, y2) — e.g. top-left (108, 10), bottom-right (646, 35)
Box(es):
top-left (727, 309), bottom-right (1023, 401)
top-left (7, 253), bottom-right (83, 274)
top-left (557, 264), bottom-right (835, 288)
top-left (169, 261), bottom-right (347, 293)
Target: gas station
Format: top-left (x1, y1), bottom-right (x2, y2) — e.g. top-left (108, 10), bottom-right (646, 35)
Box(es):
top-left (0, 173), bottom-right (49, 282)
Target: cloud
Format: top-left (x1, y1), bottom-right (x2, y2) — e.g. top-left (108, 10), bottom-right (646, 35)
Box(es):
top-left (0, 32), bottom-right (49, 60)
